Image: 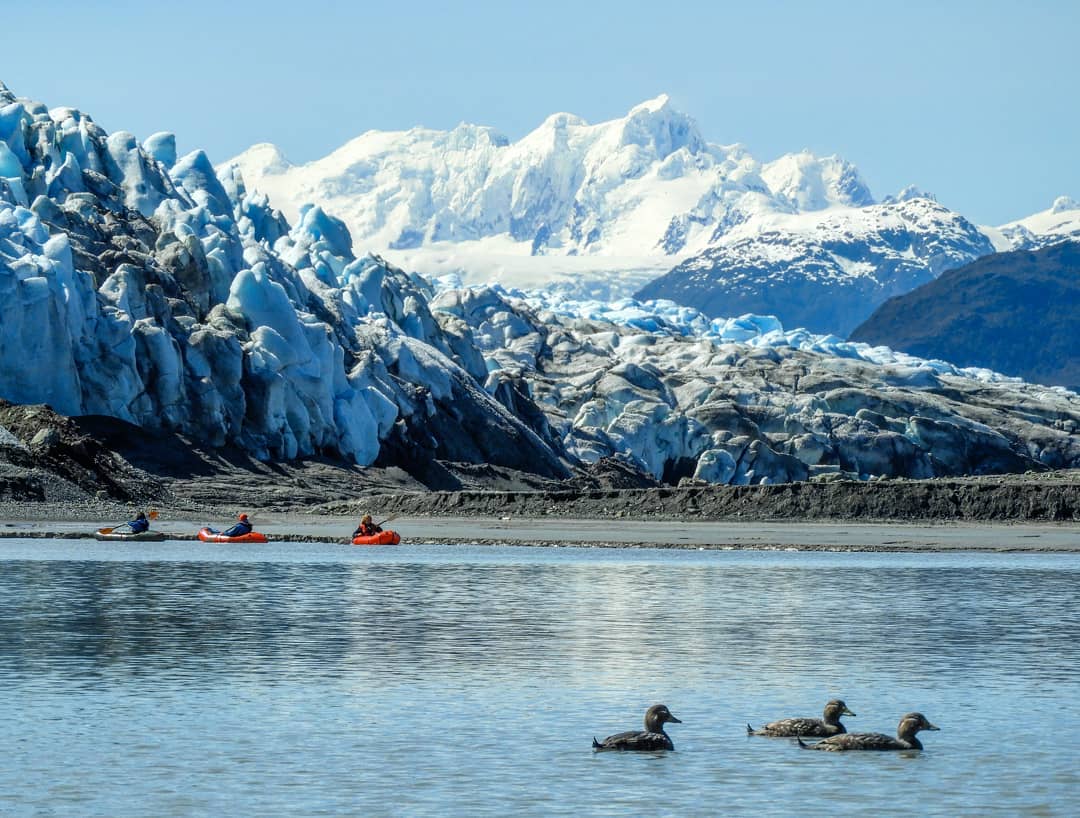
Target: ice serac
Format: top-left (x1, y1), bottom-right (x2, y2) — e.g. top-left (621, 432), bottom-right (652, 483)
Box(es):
top-left (426, 284), bottom-right (1080, 484)
top-left (0, 82), bottom-right (569, 479)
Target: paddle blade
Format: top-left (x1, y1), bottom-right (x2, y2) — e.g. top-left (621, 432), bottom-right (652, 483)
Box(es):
top-left (98, 527), bottom-right (115, 535)
top-left (148, 509), bottom-right (160, 520)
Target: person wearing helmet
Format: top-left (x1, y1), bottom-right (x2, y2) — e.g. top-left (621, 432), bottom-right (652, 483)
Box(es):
top-left (222, 513), bottom-right (253, 538)
top-left (353, 514), bottom-right (382, 538)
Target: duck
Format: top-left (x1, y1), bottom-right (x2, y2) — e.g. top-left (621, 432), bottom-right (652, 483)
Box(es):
top-left (798, 712), bottom-right (939, 751)
top-left (593, 704), bottom-right (682, 751)
top-left (747, 699), bottom-right (856, 737)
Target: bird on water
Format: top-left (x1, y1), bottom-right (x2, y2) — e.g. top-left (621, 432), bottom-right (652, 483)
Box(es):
top-left (593, 704), bottom-right (682, 751)
top-left (747, 699), bottom-right (856, 737)
top-left (798, 712), bottom-right (939, 751)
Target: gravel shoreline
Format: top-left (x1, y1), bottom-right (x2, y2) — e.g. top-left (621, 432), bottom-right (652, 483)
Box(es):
top-left (2, 513), bottom-right (1077, 552)
top-left (2, 467), bottom-right (1077, 552)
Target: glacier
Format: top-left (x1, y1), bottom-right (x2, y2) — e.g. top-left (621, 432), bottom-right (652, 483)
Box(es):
top-left (0, 81), bottom-right (567, 478)
top-left (430, 284), bottom-right (1079, 482)
top-left (2, 80), bottom-right (1079, 487)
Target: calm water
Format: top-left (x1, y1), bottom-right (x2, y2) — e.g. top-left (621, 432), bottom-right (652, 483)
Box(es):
top-left (1, 540), bottom-right (1078, 817)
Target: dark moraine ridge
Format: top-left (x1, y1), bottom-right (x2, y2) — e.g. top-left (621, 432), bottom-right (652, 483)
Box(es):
top-left (327, 473), bottom-right (1080, 523)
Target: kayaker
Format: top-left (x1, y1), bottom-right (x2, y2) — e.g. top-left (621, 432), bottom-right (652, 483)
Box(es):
top-left (353, 514), bottom-right (382, 538)
top-left (127, 511), bottom-right (150, 534)
top-left (222, 513), bottom-right (253, 538)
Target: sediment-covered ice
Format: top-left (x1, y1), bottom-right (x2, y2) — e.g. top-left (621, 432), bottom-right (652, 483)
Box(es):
top-left (427, 284), bottom-right (1080, 483)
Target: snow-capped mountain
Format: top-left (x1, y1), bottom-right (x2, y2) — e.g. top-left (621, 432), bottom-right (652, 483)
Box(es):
top-left (224, 96), bottom-right (877, 294)
top-left (985, 196), bottom-right (1080, 252)
top-left (226, 96), bottom-right (1079, 336)
top-left (636, 198), bottom-right (995, 335)
top-left (3, 80), bottom-right (1078, 487)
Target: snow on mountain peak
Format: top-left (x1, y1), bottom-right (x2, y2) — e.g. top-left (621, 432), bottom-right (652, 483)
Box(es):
top-left (882, 185), bottom-right (937, 205)
top-left (619, 94), bottom-right (705, 158)
top-left (988, 195), bottom-right (1080, 252)
top-left (629, 93), bottom-right (672, 114)
top-left (761, 150), bottom-right (874, 211)
top-left (539, 111), bottom-right (588, 130)
top-left (222, 96), bottom-right (890, 287)
top-left (1052, 195), bottom-right (1079, 214)
top-left (239, 142), bottom-right (293, 174)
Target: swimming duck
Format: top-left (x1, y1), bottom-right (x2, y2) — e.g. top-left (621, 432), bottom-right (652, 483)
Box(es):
top-left (798, 712), bottom-right (939, 751)
top-left (593, 704), bottom-right (682, 751)
top-left (747, 699), bottom-right (856, 737)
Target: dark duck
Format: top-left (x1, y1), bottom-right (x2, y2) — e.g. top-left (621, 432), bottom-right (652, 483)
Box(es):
top-left (593, 705), bottom-right (682, 751)
top-left (747, 699), bottom-right (856, 737)
top-left (799, 712), bottom-right (939, 751)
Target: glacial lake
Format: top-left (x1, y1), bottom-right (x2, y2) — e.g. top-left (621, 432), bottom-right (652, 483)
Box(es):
top-left (1, 539), bottom-right (1077, 817)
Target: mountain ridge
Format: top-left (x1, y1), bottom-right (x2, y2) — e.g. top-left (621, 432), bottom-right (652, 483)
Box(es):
top-left (225, 95), bottom-right (1079, 332)
top-left (849, 242), bottom-right (1080, 390)
top-left (222, 96), bottom-right (880, 292)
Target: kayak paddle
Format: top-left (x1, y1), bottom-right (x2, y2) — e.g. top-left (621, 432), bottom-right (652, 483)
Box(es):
top-left (98, 510), bottom-right (159, 535)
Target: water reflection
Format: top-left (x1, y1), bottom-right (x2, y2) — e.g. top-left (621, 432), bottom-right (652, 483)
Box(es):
top-left (1, 555), bottom-right (1076, 690)
top-left (0, 544), bottom-right (1077, 816)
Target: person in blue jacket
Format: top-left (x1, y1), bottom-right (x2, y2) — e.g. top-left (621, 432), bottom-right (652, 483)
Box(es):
top-left (222, 513), bottom-right (253, 538)
top-left (127, 512), bottom-right (150, 534)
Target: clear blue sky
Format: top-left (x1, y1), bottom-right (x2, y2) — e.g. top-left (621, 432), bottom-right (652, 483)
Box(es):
top-left (3, 0), bottom-right (1077, 224)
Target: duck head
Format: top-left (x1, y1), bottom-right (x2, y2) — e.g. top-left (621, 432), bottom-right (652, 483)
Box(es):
top-left (644, 704), bottom-right (682, 732)
top-left (898, 712), bottom-right (939, 739)
top-left (824, 699), bottom-right (856, 722)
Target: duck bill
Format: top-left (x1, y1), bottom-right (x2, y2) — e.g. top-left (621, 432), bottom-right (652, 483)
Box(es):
top-left (924, 722), bottom-right (940, 731)
top-left (842, 707), bottom-right (856, 716)
top-left (666, 714), bottom-right (682, 724)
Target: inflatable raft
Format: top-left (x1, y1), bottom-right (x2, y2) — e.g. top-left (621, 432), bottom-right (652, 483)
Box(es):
top-left (351, 530), bottom-right (401, 546)
top-left (94, 529), bottom-right (166, 542)
top-left (197, 527), bottom-right (269, 544)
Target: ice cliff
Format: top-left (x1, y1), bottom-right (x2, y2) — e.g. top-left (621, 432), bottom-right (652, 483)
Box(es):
top-left (0, 82), bottom-right (567, 478)
top-left (2, 81), bottom-right (1078, 485)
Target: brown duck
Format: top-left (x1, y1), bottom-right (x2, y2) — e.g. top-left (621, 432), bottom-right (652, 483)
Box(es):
top-left (799, 712), bottom-right (940, 751)
top-left (747, 699), bottom-right (856, 737)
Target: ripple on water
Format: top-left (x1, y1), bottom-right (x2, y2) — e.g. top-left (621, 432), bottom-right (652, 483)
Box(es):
top-left (0, 542), bottom-right (1077, 816)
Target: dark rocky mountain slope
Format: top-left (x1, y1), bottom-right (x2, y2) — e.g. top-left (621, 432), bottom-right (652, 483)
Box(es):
top-left (849, 242), bottom-right (1080, 390)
